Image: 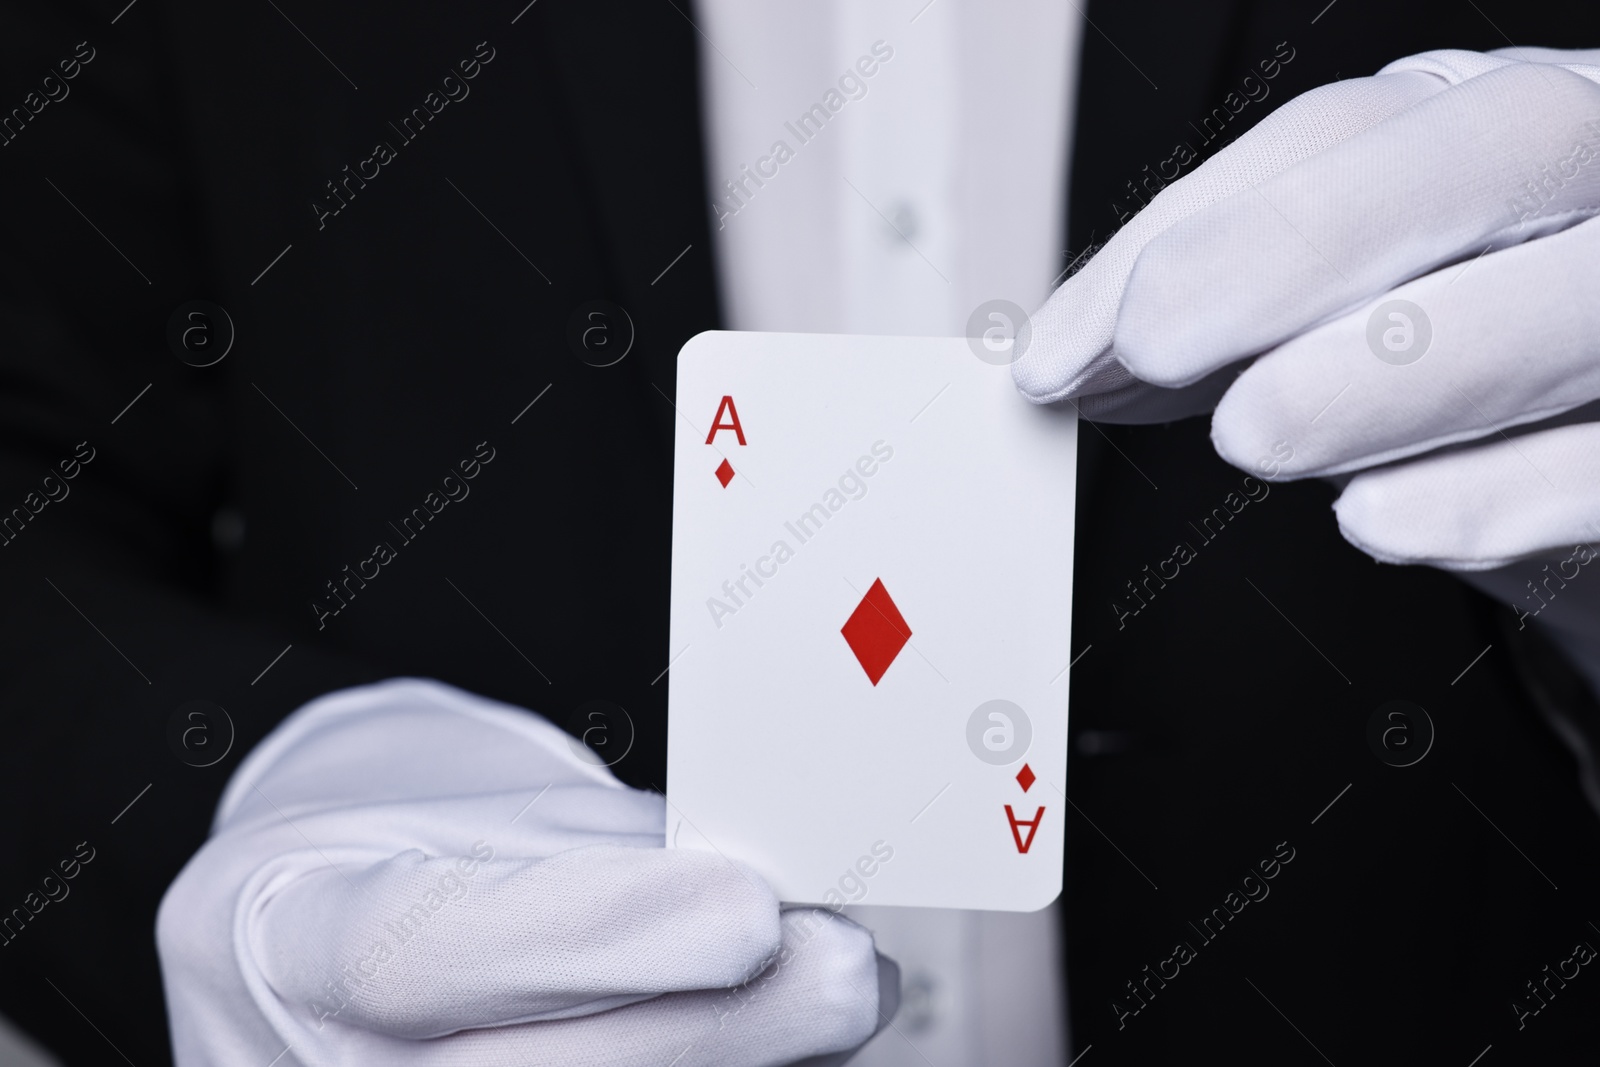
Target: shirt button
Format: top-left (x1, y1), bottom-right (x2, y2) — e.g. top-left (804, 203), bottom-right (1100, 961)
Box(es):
top-left (888, 200), bottom-right (920, 243)
top-left (899, 968), bottom-right (939, 1034)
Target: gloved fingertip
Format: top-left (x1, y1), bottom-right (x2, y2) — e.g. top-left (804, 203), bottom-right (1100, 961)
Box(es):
top-left (772, 910), bottom-right (884, 1049)
top-left (1329, 477), bottom-right (1409, 565)
top-left (779, 952), bottom-right (898, 1067)
top-left (1207, 401), bottom-right (1264, 480)
top-left (659, 849), bottom-right (784, 969)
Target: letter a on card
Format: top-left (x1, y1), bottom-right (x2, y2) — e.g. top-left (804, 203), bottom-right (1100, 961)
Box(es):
top-left (706, 395), bottom-right (747, 445)
top-left (1005, 805), bottom-right (1045, 854)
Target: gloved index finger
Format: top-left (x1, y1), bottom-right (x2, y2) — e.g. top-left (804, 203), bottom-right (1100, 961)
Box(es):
top-left (1114, 61), bottom-right (1600, 389)
top-left (1011, 65), bottom-right (1451, 407)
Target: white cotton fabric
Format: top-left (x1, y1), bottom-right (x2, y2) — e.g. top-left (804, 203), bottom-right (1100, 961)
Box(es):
top-left (1210, 216), bottom-right (1600, 481)
top-left (1113, 62), bottom-right (1600, 389)
top-left (1012, 46), bottom-right (1600, 690)
top-left (1333, 421), bottom-right (1600, 571)
top-left (157, 679), bottom-right (887, 1067)
top-left (697, 0), bottom-right (1078, 340)
top-left (1012, 64), bottom-right (1460, 415)
top-left (1014, 48), bottom-right (1600, 564)
top-left (1013, 49), bottom-right (1600, 420)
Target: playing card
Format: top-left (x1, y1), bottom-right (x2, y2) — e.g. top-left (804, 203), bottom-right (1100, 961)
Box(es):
top-left (666, 331), bottom-right (1077, 911)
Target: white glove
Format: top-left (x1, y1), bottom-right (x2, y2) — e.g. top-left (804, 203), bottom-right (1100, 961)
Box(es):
top-left (1014, 47), bottom-right (1600, 692)
top-left (157, 679), bottom-right (895, 1066)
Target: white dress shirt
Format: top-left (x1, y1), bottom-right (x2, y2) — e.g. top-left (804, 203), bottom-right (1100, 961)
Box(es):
top-left (698, 0), bottom-right (1080, 338)
top-left (695, 2), bottom-right (1082, 1062)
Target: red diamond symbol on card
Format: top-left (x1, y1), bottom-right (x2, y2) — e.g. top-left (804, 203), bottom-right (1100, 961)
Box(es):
top-left (1016, 763), bottom-right (1036, 792)
top-left (841, 578), bottom-right (911, 686)
top-left (714, 459), bottom-right (735, 488)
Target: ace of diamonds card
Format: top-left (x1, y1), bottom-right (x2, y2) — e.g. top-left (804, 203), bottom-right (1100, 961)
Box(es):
top-left (666, 331), bottom-right (1077, 911)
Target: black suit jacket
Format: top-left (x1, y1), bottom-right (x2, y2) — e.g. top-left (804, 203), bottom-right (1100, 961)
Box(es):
top-left (2, 1), bottom-right (1599, 1063)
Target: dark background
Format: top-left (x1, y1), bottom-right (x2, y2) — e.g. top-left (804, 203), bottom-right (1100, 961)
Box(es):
top-left (0, 0), bottom-right (1597, 1063)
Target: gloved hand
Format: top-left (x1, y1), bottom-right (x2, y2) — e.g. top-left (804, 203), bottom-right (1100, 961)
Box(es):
top-left (157, 679), bottom-right (896, 1066)
top-left (1014, 47), bottom-right (1600, 693)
